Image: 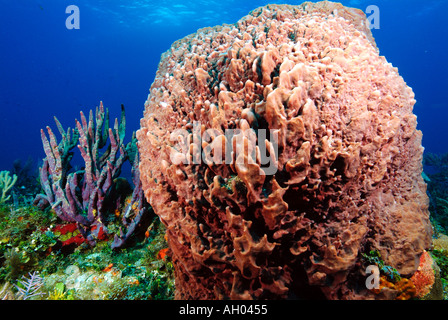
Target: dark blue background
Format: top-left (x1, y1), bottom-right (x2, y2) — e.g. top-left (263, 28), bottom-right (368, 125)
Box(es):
top-left (0, 0), bottom-right (447, 175)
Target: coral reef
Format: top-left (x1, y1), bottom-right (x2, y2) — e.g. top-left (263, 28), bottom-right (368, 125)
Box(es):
top-left (430, 235), bottom-right (448, 298)
top-left (35, 102), bottom-right (128, 245)
top-left (137, 2), bottom-right (432, 299)
top-left (364, 250), bottom-right (443, 300)
top-left (0, 101), bottom-right (174, 301)
top-left (424, 152), bottom-right (448, 234)
top-left (0, 205), bottom-right (174, 300)
top-left (0, 205), bottom-right (55, 281)
top-left (422, 151), bottom-right (448, 299)
top-left (34, 102), bottom-right (153, 249)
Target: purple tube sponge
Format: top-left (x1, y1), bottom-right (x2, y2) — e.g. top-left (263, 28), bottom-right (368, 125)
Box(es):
top-left (34, 102), bottom-right (151, 248)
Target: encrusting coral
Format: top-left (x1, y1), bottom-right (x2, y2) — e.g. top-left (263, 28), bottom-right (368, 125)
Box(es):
top-left (137, 1), bottom-right (432, 299)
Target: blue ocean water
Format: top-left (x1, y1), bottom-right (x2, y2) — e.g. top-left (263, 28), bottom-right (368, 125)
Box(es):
top-left (0, 0), bottom-right (447, 173)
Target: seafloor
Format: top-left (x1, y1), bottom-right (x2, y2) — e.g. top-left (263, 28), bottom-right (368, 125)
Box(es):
top-left (0, 151), bottom-right (447, 300)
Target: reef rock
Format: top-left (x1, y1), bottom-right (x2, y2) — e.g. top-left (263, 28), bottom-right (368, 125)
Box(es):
top-left (137, 1), bottom-right (432, 299)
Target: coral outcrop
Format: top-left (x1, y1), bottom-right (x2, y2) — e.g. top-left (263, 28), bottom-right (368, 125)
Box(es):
top-left (34, 102), bottom-right (152, 249)
top-left (137, 1), bottom-right (432, 299)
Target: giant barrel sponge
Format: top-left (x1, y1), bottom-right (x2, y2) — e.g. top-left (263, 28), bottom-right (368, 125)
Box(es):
top-left (137, 2), bottom-right (432, 299)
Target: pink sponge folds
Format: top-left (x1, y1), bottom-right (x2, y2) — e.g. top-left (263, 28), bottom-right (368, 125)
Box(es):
top-left (137, 2), bottom-right (432, 299)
